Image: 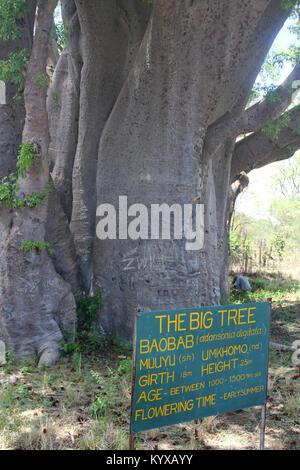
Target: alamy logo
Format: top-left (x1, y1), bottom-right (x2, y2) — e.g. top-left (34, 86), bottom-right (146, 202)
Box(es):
top-left (96, 196), bottom-right (204, 251)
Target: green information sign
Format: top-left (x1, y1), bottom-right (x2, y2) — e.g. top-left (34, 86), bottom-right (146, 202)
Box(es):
top-left (130, 302), bottom-right (271, 433)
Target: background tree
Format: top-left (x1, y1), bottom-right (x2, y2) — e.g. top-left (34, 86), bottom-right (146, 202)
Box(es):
top-left (230, 150), bottom-right (300, 273)
top-left (271, 151), bottom-right (300, 196)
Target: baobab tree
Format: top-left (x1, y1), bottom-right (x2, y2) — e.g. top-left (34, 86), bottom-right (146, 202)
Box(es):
top-left (0, 0), bottom-right (299, 364)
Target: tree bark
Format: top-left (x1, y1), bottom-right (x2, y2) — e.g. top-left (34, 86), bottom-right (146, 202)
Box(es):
top-left (48, 0), bottom-right (82, 221)
top-left (231, 106), bottom-right (300, 180)
top-left (0, 0), bottom-right (76, 366)
top-left (92, 0), bottom-right (293, 339)
top-left (69, 0), bottom-right (152, 292)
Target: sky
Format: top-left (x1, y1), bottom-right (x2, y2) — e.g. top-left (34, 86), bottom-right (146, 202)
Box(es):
top-left (235, 17), bottom-right (298, 219)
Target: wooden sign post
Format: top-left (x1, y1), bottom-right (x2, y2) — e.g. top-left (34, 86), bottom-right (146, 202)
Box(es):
top-left (129, 308), bottom-right (140, 450)
top-left (129, 302), bottom-right (271, 449)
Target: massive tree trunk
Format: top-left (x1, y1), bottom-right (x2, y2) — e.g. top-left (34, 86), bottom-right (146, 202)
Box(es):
top-left (92, 0), bottom-right (296, 339)
top-left (0, 0), bottom-right (300, 360)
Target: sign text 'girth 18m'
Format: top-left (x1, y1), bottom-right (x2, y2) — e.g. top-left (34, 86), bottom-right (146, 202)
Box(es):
top-left (130, 303), bottom-right (270, 433)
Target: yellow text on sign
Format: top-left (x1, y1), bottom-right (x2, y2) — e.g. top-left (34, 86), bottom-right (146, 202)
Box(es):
top-left (154, 307), bottom-right (257, 334)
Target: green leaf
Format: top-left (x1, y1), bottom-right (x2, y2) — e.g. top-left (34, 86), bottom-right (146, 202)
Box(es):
top-left (0, 0), bottom-right (28, 42)
top-left (0, 49), bottom-right (29, 93)
top-left (16, 142), bottom-right (39, 179)
top-left (19, 240), bottom-right (53, 254)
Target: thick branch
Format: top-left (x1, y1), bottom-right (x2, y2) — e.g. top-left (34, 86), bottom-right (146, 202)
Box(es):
top-left (232, 61), bottom-right (300, 135)
top-left (20, 0), bottom-right (58, 198)
top-left (23, 0), bottom-right (58, 145)
top-left (230, 105), bottom-right (300, 182)
top-left (204, 61), bottom-right (300, 160)
top-left (208, 0), bottom-right (293, 126)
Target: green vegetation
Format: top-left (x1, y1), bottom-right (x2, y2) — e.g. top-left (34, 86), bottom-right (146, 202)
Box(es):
top-left (0, 49), bottom-right (29, 96)
top-left (0, 142), bottom-right (54, 210)
top-left (53, 2), bottom-right (73, 54)
top-left (230, 153), bottom-right (300, 275)
top-left (19, 241), bottom-right (53, 255)
top-left (0, 0), bottom-right (31, 98)
top-left (51, 91), bottom-right (59, 102)
top-left (16, 142), bottom-right (41, 179)
top-left (32, 74), bottom-right (51, 87)
top-left (230, 273), bottom-right (300, 304)
top-left (0, 0), bottom-right (28, 42)
top-left (262, 111), bottom-right (292, 140)
top-left (89, 369), bottom-right (117, 418)
top-left (0, 173), bottom-right (19, 209)
top-left (0, 173), bottom-right (54, 210)
top-left (76, 291), bottom-right (103, 332)
top-left (57, 291), bottom-right (104, 355)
